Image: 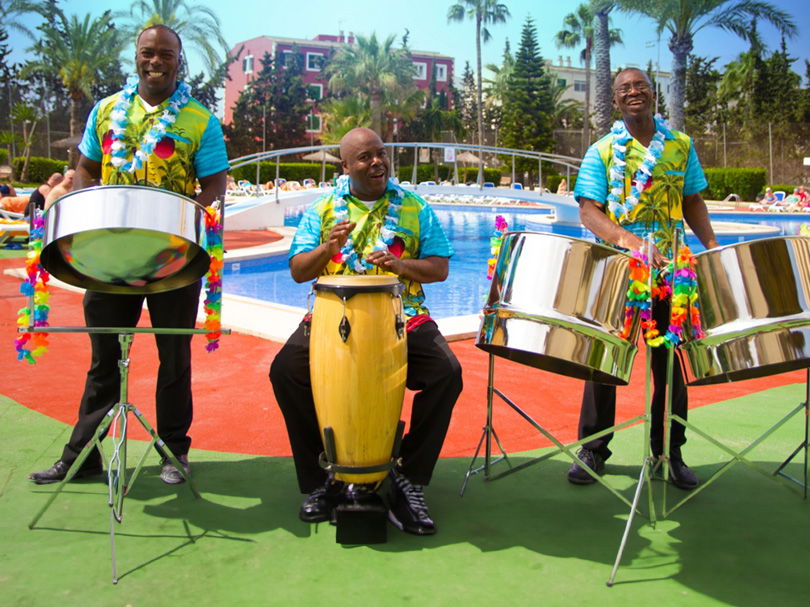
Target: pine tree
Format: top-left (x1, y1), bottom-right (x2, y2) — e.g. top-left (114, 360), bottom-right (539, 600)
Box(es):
top-left (500, 17), bottom-right (554, 180)
top-left (460, 61), bottom-right (478, 143)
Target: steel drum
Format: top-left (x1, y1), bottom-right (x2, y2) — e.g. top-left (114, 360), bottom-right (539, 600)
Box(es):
top-left (40, 185), bottom-right (210, 294)
top-left (476, 231), bottom-right (640, 385)
top-left (681, 236), bottom-right (810, 385)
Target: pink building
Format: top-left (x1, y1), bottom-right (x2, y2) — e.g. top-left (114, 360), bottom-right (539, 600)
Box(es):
top-left (223, 33), bottom-right (454, 139)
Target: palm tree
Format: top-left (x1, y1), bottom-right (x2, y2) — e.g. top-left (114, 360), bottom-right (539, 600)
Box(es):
top-left (555, 3), bottom-right (622, 148)
top-left (591, 0), bottom-right (616, 137)
top-left (319, 96), bottom-right (372, 144)
top-left (448, 0), bottom-right (510, 182)
top-left (325, 33), bottom-right (416, 138)
top-left (0, 0), bottom-right (39, 39)
top-left (620, 0), bottom-right (797, 131)
top-left (25, 11), bottom-right (125, 164)
top-left (114, 0), bottom-right (229, 77)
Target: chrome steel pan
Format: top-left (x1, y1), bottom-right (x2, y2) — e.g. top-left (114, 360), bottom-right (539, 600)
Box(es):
top-left (681, 236), bottom-right (810, 385)
top-left (476, 231), bottom-right (639, 385)
top-left (41, 185), bottom-right (209, 294)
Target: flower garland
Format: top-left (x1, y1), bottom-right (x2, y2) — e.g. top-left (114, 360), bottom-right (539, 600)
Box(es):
top-left (109, 74), bottom-right (191, 173)
top-left (487, 215), bottom-right (508, 279)
top-left (202, 206), bottom-right (224, 352)
top-left (607, 114), bottom-right (668, 223)
top-left (619, 245), bottom-right (703, 347)
top-left (331, 174), bottom-right (403, 273)
top-left (15, 211), bottom-right (50, 363)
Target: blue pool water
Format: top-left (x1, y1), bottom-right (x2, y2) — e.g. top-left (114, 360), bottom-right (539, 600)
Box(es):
top-left (223, 205), bottom-right (808, 319)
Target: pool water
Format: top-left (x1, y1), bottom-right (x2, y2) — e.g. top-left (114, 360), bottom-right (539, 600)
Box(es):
top-left (223, 205), bottom-right (807, 319)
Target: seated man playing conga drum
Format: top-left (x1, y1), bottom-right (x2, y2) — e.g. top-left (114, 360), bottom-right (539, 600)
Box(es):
top-left (569, 68), bottom-right (718, 490)
top-left (270, 127), bottom-right (462, 535)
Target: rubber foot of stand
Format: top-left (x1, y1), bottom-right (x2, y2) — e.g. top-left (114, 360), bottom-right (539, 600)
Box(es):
top-left (335, 493), bottom-right (387, 544)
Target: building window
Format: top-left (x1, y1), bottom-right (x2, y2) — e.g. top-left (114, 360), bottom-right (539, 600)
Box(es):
top-left (436, 64), bottom-right (447, 82)
top-left (307, 84), bottom-right (323, 101)
top-left (574, 80), bottom-right (587, 92)
top-left (306, 113), bottom-right (322, 132)
top-left (557, 78), bottom-right (567, 87)
top-left (306, 52), bottom-right (324, 71)
top-left (413, 62), bottom-right (427, 80)
top-left (243, 55), bottom-right (254, 74)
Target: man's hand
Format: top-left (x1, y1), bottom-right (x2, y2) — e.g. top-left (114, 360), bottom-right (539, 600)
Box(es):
top-left (326, 220), bottom-right (356, 257)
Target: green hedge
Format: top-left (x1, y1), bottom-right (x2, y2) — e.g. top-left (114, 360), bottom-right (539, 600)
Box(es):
top-left (766, 184), bottom-right (796, 196)
top-left (545, 174), bottom-right (577, 193)
top-left (0, 149), bottom-right (7, 164)
top-left (397, 165), bottom-right (501, 184)
top-left (13, 156), bottom-right (67, 183)
top-left (230, 162), bottom-right (332, 183)
top-left (703, 167), bottom-right (767, 202)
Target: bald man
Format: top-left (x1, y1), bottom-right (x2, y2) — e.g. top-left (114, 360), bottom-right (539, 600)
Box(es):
top-left (270, 127), bottom-right (462, 536)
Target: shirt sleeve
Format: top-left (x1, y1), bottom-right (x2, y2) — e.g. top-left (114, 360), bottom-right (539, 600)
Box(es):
top-left (418, 202), bottom-right (454, 258)
top-left (289, 198), bottom-right (325, 259)
top-left (193, 115), bottom-right (230, 178)
top-left (683, 140), bottom-right (708, 197)
top-left (77, 103), bottom-right (102, 162)
top-left (573, 144), bottom-right (608, 205)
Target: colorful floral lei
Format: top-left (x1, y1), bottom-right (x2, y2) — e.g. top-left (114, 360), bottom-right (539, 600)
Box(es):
top-left (607, 114), bottom-right (668, 223)
top-left (109, 75), bottom-right (191, 173)
top-left (619, 245), bottom-right (703, 347)
top-left (331, 174), bottom-right (403, 273)
top-left (15, 211), bottom-right (50, 363)
top-left (487, 215), bottom-right (508, 279)
top-left (202, 206), bottom-right (224, 352)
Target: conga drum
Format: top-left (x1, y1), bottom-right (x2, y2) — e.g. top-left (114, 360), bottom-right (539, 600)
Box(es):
top-left (680, 236), bottom-right (810, 385)
top-left (40, 185), bottom-right (211, 293)
top-left (309, 275), bottom-right (407, 485)
top-left (476, 231), bottom-right (641, 384)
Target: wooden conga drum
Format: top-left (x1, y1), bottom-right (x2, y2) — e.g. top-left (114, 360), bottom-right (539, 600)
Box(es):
top-left (309, 275), bottom-right (407, 485)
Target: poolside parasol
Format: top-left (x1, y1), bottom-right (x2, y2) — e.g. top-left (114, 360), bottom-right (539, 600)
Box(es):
top-left (302, 149), bottom-right (341, 182)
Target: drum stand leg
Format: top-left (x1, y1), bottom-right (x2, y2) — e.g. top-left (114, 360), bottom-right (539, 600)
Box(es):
top-left (772, 369), bottom-right (809, 498)
top-left (28, 333), bottom-right (199, 584)
top-left (607, 342), bottom-right (658, 586)
top-left (460, 353), bottom-right (511, 496)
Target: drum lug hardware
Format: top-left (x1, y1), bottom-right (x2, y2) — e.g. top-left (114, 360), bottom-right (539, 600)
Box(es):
top-left (395, 315), bottom-right (405, 338)
top-left (339, 315), bottom-right (351, 342)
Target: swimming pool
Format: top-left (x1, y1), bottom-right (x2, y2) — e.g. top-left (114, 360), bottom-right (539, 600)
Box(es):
top-left (223, 205), bottom-right (806, 319)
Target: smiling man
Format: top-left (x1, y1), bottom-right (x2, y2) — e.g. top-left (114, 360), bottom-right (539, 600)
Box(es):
top-left (29, 25), bottom-right (229, 487)
top-left (567, 68), bottom-right (718, 491)
top-left (270, 127), bottom-right (462, 535)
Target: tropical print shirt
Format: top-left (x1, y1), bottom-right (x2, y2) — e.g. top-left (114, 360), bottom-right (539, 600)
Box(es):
top-left (79, 88), bottom-right (229, 196)
top-left (290, 179), bottom-right (453, 318)
top-left (574, 122), bottom-right (707, 256)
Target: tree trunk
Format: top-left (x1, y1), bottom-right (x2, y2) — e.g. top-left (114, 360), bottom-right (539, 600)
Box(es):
top-left (475, 11), bottom-right (484, 186)
top-left (20, 120), bottom-right (36, 182)
top-left (668, 34), bottom-right (692, 132)
top-left (371, 89), bottom-right (383, 137)
top-left (69, 93), bottom-right (82, 168)
top-left (593, 7), bottom-right (612, 137)
top-left (583, 40), bottom-right (592, 152)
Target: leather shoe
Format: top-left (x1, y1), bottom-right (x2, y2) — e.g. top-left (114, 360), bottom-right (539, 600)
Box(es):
top-left (160, 454), bottom-right (190, 485)
top-left (28, 458), bottom-right (103, 485)
top-left (567, 448), bottom-right (605, 485)
top-left (666, 459), bottom-right (699, 491)
top-left (299, 480), bottom-right (344, 523)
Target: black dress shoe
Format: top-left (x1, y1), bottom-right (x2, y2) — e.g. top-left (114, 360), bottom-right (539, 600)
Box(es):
top-left (667, 459), bottom-right (699, 490)
top-left (28, 459), bottom-right (103, 485)
top-left (567, 448), bottom-right (605, 485)
top-left (299, 480), bottom-right (344, 523)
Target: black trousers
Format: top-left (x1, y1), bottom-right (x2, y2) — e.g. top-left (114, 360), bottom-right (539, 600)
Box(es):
top-left (60, 281), bottom-right (202, 464)
top-left (578, 299), bottom-right (688, 461)
top-left (270, 320), bottom-right (463, 493)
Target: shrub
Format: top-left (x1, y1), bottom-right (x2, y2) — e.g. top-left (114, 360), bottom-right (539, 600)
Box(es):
top-left (12, 156), bottom-right (68, 184)
top-left (703, 167), bottom-right (766, 202)
top-left (397, 165), bottom-right (501, 184)
top-left (0, 149), bottom-right (7, 164)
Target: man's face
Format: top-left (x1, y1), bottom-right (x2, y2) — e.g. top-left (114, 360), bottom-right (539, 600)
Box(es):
top-left (341, 130), bottom-right (390, 201)
top-left (612, 69), bottom-right (655, 119)
top-left (135, 28), bottom-right (181, 104)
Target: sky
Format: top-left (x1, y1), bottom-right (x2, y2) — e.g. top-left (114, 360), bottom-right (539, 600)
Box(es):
top-left (6, 0), bottom-right (810, 85)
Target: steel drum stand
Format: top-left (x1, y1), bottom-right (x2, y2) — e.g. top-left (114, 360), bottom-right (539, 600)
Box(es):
top-left (27, 325), bottom-right (229, 584)
top-left (659, 366), bottom-right (809, 518)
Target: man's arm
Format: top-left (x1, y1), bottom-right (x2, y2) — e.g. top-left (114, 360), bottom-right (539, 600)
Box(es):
top-left (289, 219), bottom-right (356, 283)
top-left (365, 251), bottom-right (449, 283)
top-left (682, 192), bottom-right (719, 250)
top-left (196, 170), bottom-right (228, 207)
top-left (73, 154), bottom-right (101, 191)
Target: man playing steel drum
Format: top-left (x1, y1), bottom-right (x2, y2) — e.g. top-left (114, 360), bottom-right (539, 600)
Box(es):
top-left (270, 127), bottom-right (462, 535)
top-left (29, 25), bottom-right (229, 486)
top-left (568, 68), bottom-right (718, 491)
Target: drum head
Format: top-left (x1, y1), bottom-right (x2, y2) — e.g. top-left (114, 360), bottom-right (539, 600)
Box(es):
top-left (40, 185), bottom-right (210, 294)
